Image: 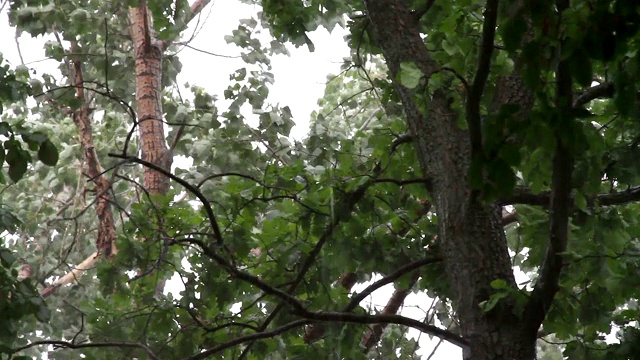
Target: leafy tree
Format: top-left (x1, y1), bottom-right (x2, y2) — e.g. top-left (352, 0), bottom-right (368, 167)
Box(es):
top-left (3, 0), bottom-right (640, 359)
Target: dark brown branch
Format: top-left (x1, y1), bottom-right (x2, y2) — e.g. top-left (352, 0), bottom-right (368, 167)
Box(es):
top-left (572, 82), bottom-right (615, 108)
top-left (185, 319), bottom-right (310, 360)
top-left (11, 340), bottom-right (160, 360)
top-left (238, 126), bottom-right (414, 359)
top-left (597, 186), bottom-right (640, 206)
top-left (500, 187), bottom-right (551, 207)
top-left (523, 0), bottom-right (574, 336)
top-left (374, 177), bottom-right (431, 186)
top-left (345, 256), bottom-right (441, 312)
top-left (501, 211), bottom-right (519, 226)
top-left (360, 272), bottom-right (420, 350)
top-left (466, 0), bottom-right (499, 166)
top-left (502, 185), bottom-right (640, 208)
top-left (108, 153), bottom-right (223, 244)
top-left (295, 311), bottom-right (469, 349)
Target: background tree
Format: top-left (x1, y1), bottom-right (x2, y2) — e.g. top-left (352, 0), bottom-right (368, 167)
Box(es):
top-left (3, 0), bottom-right (640, 359)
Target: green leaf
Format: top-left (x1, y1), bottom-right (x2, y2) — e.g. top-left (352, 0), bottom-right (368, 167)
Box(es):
top-left (37, 139), bottom-right (59, 166)
top-left (490, 278), bottom-right (508, 290)
top-left (397, 62), bottom-right (423, 89)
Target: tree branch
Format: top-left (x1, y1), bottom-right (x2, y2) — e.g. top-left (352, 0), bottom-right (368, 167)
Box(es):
top-left (295, 311), bottom-right (469, 350)
top-left (11, 340), bottom-right (160, 360)
top-left (466, 0), bottom-right (499, 165)
top-left (160, 0), bottom-right (213, 50)
top-left (345, 256), bottom-right (441, 312)
top-left (502, 185), bottom-right (640, 208)
top-left (412, 0), bottom-right (435, 20)
top-left (523, 0), bottom-right (574, 335)
top-left (572, 82), bottom-right (615, 108)
top-left (108, 153), bottom-right (223, 244)
top-left (184, 320), bottom-right (310, 360)
top-left (360, 272), bottom-right (420, 351)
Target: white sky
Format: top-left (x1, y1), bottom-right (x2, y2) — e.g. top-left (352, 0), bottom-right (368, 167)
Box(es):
top-left (0, 2), bottom-right (460, 358)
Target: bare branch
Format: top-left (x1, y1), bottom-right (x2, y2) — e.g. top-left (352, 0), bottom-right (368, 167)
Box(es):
top-left (296, 311), bottom-right (469, 350)
top-left (160, 0), bottom-right (213, 50)
top-left (185, 320), bottom-right (309, 360)
top-left (40, 252), bottom-right (99, 298)
top-left (502, 185), bottom-right (640, 208)
top-left (11, 340), bottom-right (160, 360)
top-left (345, 256), bottom-right (441, 312)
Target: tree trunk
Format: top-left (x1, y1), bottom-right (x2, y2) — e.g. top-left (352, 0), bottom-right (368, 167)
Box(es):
top-left (364, 1), bottom-right (538, 358)
top-left (128, 4), bottom-right (172, 296)
top-left (129, 6), bottom-right (172, 194)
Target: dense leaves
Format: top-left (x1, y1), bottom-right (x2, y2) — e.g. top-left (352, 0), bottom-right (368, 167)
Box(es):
top-left (2, 0), bottom-right (640, 359)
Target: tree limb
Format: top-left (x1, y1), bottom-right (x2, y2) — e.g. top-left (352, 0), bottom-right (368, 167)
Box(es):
top-left (345, 256), bottom-right (441, 312)
top-left (360, 271), bottom-right (420, 351)
top-left (502, 185), bottom-right (640, 208)
top-left (160, 0), bottom-right (213, 50)
top-left (572, 82), bottom-right (615, 108)
top-left (295, 311), bottom-right (469, 350)
top-left (108, 153), bottom-right (223, 244)
top-left (466, 0), bottom-right (499, 166)
top-left (11, 340), bottom-right (160, 360)
top-left (523, 0), bottom-right (574, 335)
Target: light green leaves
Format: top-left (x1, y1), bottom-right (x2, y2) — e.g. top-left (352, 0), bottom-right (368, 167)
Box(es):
top-left (397, 62), bottom-right (423, 89)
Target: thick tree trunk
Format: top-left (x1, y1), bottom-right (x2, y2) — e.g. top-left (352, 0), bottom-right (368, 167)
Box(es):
top-left (364, 1), bottom-right (537, 358)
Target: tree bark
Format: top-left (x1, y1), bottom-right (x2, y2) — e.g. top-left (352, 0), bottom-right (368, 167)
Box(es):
top-left (364, 1), bottom-right (537, 358)
top-left (129, 5), bottom-right (172, 195)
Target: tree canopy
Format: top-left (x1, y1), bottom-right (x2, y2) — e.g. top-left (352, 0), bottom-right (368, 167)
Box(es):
top-left (2, 0), bottom-right (640, 359)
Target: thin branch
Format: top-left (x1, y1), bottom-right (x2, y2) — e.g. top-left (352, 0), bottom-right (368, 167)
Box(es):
top-left (108, 153), bottom-right (223, 244)
top-left (374, 177), bottom-right (431, 187)
top-left (160, 0), bottom-right (213, 51)
top-left (502, 185), bottom-right (640, 208)
top-left (345, 256), bottom-right (441, 312)
top-left (295, 311), bottom-right (469, 349)
top-left (11, 340), bottom-right (160, 360)
top-left (185, 320), bottom-right (309, 360)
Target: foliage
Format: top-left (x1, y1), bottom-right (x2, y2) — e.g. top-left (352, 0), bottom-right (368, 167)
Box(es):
top-left (2, 0), bottom-right (640, 359)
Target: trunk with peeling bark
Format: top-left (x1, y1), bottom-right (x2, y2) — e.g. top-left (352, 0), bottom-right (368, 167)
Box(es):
top-left (364, 1), bottom-right (540, 358)
top-left (128, 6), bottom-right (172, 194)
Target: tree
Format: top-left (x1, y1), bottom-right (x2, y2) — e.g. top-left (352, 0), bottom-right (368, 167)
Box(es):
top-left (3, 0), bottom-right (640, 359)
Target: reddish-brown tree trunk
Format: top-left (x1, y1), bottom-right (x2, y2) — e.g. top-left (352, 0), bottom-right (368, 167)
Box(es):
top-left (40, 41), bottom-right (117, 297)
top-left (129, 5), bottom-right (172, 194)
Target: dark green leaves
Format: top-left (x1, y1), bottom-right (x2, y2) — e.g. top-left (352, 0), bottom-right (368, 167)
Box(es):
top-left (37, 140), bottom-right (58, 166)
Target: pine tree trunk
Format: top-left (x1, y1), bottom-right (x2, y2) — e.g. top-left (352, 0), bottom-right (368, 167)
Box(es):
top-left (128, 4), bottom-right (172, 296)
top-left (129, 6), bottom-right (172, 194)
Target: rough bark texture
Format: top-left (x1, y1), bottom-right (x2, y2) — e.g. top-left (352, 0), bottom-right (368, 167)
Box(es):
top-left (364, 1), bottom-right (536, 358)
top-left (39, 41), bottom-right (117, 297)
top-left (69, 41), bottom-right (118, 258)
top-left (129, 6), bottom-right (172, 195)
